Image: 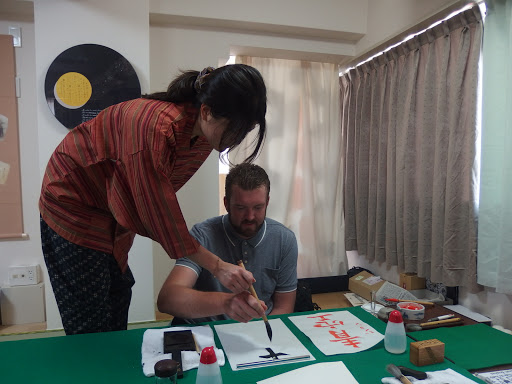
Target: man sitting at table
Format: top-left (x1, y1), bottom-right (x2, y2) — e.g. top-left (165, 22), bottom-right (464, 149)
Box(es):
top-left (157, 163), bottom-right (298, 324)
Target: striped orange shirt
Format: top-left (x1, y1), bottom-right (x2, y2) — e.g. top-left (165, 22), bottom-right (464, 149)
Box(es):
top-left (39, 98), bottom-right (213, 272)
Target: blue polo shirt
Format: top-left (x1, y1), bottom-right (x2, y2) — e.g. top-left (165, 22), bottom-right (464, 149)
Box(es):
top-left (175, 215), bottom-right (298, 323)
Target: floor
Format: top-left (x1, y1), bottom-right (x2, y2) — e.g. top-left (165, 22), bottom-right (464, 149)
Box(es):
top-left (313, 291), bottom-right (352, 310)
top-left (0, 292), bottom-right (351, 341)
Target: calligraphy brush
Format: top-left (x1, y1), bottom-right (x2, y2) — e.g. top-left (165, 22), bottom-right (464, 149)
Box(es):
top-left (385, 298), bottom-right (435, 306)
top-left (406, 317), bottom-right (463, 332)
top-left (237, 260), bottom-right (273, 342)
top-left (386, 363), bottom-right (413, 384)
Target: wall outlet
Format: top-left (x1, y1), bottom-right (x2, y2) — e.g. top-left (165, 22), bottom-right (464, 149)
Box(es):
top-left (8, 26), bottom-right (21, 47)
top-left (8, 265), bottom-right (39, 286)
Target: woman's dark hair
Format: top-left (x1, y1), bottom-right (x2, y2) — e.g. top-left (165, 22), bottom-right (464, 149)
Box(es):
top-left (225, 163), bottom-right (270, 202)
top-left (144, 64), bottom-right (267, 163)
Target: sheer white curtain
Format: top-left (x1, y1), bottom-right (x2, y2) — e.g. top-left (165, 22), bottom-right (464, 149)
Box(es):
top-left (478, 0), bottom-right (512, 294)
top-left (231, 56), bottom-right (346, 278)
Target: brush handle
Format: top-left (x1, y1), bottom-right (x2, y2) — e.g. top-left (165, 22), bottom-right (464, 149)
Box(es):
top-left (420, 320), bottom-right (464, 330)
top-left (419, 317), bottom-right (462, 327)
top-left (237, 261), bottom-right (269, 322)
top-left (248, 286), bottom-right (269, 322)
top-left (192, 334), bottom-right (201, 354)
top-left (387, 364), bottom-right (414, 384)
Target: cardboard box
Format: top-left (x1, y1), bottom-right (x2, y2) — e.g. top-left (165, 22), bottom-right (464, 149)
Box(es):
top-left (410, 339), bottom-right (445, 366)
top-left (348, 271), bottom-right (386, 301)
top-left (399, 273), bottom-right (426, 290)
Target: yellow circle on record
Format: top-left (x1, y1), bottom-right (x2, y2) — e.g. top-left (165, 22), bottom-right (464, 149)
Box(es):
top-left (54, 72), bottom-right (92, 109)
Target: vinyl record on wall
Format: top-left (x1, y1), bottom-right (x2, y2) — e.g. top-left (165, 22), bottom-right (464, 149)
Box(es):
top-left (44, 44), bottom-right (141, 129)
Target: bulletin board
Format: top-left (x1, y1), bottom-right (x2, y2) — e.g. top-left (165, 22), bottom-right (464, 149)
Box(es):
top-left (0, 34), bottom-right (23, 239)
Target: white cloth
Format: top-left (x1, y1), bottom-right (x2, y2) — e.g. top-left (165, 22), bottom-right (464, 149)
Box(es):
top-left (141, 326), bottom-right (225, 377)
top-left (381, 368), bottom-right (478, 384)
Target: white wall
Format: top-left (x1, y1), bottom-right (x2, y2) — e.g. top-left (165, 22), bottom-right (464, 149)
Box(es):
top-left (150, 0), bottom-right (368, 36)
top-left (31, 0), bottom-right (152, 329)
top-left (357, 0), bottom-right (460, 55)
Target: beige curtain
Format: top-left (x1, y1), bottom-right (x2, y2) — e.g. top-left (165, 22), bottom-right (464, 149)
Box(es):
top-left (232, 56), bottom-right (346, 278)
top-left (340, 7), bottom-right (482, 289)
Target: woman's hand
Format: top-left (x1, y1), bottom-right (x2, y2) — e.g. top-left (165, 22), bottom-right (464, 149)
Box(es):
top-left (186, 245), bottom-right (255, 292)
top-left (214, 259), bottom-right (255, 293)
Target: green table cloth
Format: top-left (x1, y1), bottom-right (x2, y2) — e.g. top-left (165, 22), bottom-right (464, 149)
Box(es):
top-left (0, 307), bottom-right (486, 383)
top-left (408, 323), bottom-right (512, 371)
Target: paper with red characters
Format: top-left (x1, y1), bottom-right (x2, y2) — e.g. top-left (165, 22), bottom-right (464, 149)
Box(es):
top-left (289, 311), bottom-right (384, 355)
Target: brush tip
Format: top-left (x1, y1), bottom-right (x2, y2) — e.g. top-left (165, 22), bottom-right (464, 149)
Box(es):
top-left (386, 363), bottom-right (402, 378)
top-left (265, 321), bottom-right (273, 341)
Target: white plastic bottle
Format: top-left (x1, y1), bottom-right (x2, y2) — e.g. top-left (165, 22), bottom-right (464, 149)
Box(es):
top-left (384, 310), bottom-right (407, 354)
top-left (196, 346), bottom-right (223, 384)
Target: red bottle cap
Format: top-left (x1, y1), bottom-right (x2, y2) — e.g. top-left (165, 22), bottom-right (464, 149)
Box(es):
top-left (199, 346), bottom-right (217, 364)
top-left (388, 310), bottom-right (404, 323)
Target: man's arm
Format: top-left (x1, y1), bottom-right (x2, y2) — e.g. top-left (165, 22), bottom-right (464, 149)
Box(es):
top-left (157, 265), bottom-right (266, 323)
top-left (269, 290), bottom-right (296, 316)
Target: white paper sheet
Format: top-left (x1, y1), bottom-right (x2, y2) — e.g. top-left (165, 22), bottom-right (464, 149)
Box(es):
top-left (289, 311), bottom-right (384, 355)
top-left (376, 281), bottom-right (418, 304)
top-left (257, 362), bottom-right (359, 384)
top-left (344, 292), bottom-right (369, 306)
top-left (214, 318), bottom-right (314, 371)
top-left (474, 368), bottom-right (512, 384)
top-left (444, 304), bottom-right (492, 323)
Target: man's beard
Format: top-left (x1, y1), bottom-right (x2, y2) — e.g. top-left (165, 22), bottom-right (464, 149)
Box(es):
top-left (229, 216), bottom-right (264, 238)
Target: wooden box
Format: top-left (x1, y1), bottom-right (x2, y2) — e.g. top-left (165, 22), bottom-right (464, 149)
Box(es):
top-left (399, 272), bottom-right (426, 290)
top-left (410, 339), bottom-right (445, 366)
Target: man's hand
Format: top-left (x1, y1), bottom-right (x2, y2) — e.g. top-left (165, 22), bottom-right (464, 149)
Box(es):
top-left (224, 290), bottom-right (267, 323)
top-left (215, 260), bottom-right (255, 293)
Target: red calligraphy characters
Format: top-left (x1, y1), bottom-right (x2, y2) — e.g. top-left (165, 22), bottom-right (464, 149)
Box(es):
top-left (308, 314), bottom-right (345, 329)
top-left (308, 313), bottom-right (363, 349)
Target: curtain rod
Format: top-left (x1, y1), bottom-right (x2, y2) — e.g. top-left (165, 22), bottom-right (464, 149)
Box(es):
top-left (339, 0), bottom-right (484, 74)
